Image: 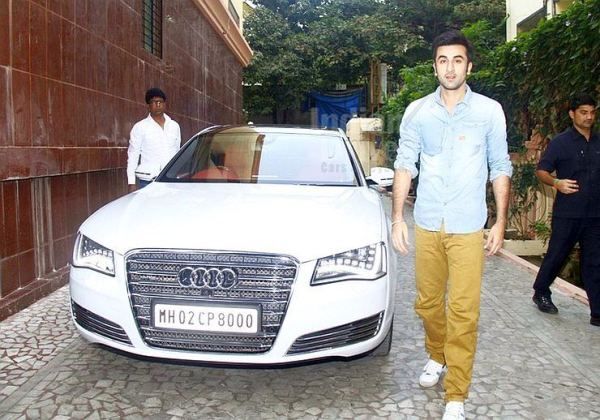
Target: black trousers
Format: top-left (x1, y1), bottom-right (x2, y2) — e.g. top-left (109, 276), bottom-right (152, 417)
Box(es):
top-left (533, 217), bottom-right (600, 317)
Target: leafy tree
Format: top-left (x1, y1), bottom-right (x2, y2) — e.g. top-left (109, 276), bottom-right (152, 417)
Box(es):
top-left (243, 7), bottom-right (316, 121)
top-left (244, 0), bottom-right (427, 120)
top-left (244, 0), bottom-right (507, 120)
top-left (305, 3), bottom-right (423, 89)
top-left (398, 0), bottom-right (504, 51)
top-left (251, 0), bottom-right (325, 25)
top-left (452, 0), bottom-right (505, 27)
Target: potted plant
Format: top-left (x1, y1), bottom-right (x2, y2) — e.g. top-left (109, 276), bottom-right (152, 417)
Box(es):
top-left (501, 155), bottom-right (552, 256)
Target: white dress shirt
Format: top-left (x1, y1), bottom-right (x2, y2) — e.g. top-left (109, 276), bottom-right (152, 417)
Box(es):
top-left (127, 113), bottom-right (181, 184)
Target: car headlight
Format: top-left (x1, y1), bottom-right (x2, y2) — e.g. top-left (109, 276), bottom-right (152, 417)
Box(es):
top-left (72, 233), bottom-right (115, 276)
top-left (311, 242), bottom-right (386, 285)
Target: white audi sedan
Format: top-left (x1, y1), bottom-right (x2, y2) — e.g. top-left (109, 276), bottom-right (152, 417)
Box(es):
top-left (70, 125), bottom-right (397, 364)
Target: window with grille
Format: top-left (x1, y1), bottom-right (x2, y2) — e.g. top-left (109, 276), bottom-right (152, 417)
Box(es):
top-left (142, 0), bottom-right (162, 58)
top-left (228, 0), bottom-right (240, 26)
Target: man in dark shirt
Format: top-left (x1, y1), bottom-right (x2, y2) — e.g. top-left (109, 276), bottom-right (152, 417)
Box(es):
top-left (532, 93), bottom-right (600, 326)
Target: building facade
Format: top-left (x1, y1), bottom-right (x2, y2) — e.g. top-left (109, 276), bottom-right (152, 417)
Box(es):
top-left (0, 0), bottom-right (252, 320)
top-left (506, 0), bottom-right (575, 40)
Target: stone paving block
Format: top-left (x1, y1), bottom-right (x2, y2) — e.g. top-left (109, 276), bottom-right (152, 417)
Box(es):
top-left (1, 201), bottom-right (600, 419)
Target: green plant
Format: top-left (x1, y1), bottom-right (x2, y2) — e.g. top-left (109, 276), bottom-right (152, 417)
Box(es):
top-left (531, 219), bottom-right (551, 245)
top-left (472, 0), bottom-right (600, 150)
top-left (508, 157), bottom-right (551, 239)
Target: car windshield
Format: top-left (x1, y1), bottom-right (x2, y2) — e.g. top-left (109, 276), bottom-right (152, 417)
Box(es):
top-left (160, 128), bottom-right (360, 186)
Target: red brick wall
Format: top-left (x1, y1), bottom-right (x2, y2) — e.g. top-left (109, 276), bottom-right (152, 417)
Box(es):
top-left (0, 0), bottom-right (245, 320)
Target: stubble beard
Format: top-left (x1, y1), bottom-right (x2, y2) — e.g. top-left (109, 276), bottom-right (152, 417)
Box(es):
top-left (576, 120), bottom-right (594, 131)
top-left (437, 74), bottom-right (466, 91)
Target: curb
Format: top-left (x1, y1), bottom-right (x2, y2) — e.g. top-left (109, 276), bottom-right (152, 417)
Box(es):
top-left (496, 247), bottom-right (589, 306)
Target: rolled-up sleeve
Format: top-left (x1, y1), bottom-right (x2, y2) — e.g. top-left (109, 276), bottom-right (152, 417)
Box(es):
top-left (394, 100), bottom-right (422, 179)
top-left (486, 101), bottom-right (513, 181)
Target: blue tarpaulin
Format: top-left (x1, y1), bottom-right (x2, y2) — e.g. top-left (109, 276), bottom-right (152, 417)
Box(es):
top-left (309, 89), bottom-right (364, 129)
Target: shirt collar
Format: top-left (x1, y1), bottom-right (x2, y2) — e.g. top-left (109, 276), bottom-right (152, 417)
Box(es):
top-left (433, 84), bottom-right (473, 109)
top-left (146, 113), bottom-right (171, 120)
top-left (146, 113), bottom-right (171, 123)
top-left (569, 126), bottom-right (599, 142)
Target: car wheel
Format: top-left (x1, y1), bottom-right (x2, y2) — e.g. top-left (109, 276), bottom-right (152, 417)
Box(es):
top-left (371, 319), bottom-right (393, 357)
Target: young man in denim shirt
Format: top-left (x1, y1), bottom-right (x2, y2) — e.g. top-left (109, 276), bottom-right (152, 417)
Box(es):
top-left (391, 30), bottom-right (512, 420)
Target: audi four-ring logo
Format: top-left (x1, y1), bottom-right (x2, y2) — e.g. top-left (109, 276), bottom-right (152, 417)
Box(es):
top-left (177, 267), bottom-right (239, 289)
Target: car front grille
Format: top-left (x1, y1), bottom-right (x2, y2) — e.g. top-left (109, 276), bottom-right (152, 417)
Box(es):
top-left (287, 312), bottom-right (383, 355)
top-left (71, 300), bottom-right (132, 345)
top-left (126, 250), bottom-right (297, 353)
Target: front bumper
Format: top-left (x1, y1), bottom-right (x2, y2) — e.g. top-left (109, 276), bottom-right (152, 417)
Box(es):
top-left (69, 253), bottom-right (395, 364)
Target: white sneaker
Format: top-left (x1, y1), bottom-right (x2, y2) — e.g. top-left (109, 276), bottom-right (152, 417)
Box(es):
top-left (442, 401), bottom-right (465, 420)
top-left (419, 359), bottom-right (446, 387)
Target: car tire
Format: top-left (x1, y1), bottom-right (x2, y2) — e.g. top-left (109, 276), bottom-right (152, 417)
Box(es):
top-left (371, 319), bottom-right (393, 357)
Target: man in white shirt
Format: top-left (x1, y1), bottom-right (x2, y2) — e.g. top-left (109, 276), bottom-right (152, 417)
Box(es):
top-left (127, 88), bottom-right (181, 192)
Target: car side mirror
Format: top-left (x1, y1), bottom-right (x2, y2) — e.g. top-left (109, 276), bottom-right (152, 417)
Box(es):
top-left (366, 167), bottom-right (394, 188)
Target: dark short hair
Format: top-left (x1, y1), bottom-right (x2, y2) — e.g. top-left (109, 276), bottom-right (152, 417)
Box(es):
top-left (145, 87), bottom-right (167, 104)
top-left (432, 30), bottom-right (474, 62)
top-left (569, 93), bottom-right (596, 111)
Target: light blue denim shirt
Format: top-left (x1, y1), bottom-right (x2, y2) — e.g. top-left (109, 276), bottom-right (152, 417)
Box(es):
top-left (394, 85), bottom-right (513, 234)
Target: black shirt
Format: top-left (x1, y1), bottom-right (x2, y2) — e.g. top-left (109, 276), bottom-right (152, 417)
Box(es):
top-left (537, 127), bottom-right (600, 218)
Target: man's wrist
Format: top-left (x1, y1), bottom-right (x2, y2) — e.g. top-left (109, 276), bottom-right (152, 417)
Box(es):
top-left (495, 220), bottom-right (507, 228)
top-left (553, 178), bottom-right (560, 188)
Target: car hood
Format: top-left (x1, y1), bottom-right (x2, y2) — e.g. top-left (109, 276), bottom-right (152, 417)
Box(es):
top-left (79, 182), bottom-right (385, 262)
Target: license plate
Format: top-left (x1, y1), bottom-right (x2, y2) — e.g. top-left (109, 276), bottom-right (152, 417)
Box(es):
top-left (152, 302), bottom-right (259, 334)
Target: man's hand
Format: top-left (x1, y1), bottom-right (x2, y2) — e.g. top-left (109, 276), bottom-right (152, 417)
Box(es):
top-left (554, 178), bottom-right (579, 194)
top-left (487, 175), bottom-right (510, 256)
top-left (128, 184), bottom-right (137, 193)
top-left (391, 169), bottom-right (413, 255)
top-left (391, 221), bottom-right (410, 255)
top-left (484, 222), bottom-right (505, 256)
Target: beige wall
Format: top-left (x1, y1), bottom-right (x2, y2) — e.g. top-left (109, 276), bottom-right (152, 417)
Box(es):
top-left (346, 118), bottom-right (387, 174)
top-left (217, 0), bottom-right (245, 29)
top-left (555, 0), bottom-right (575, 14)
top-left (194, 0), bottom-right (252, 66)
top-left (506, 0), bottom-right (575, 40)
top-left (231, 0), bottom-right (245, 29)
top-left (506, 0), bottom-right (543, 40)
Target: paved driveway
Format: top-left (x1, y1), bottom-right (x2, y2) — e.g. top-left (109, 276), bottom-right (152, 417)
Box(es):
top-left (1, 201), bottom-right (599, 419)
